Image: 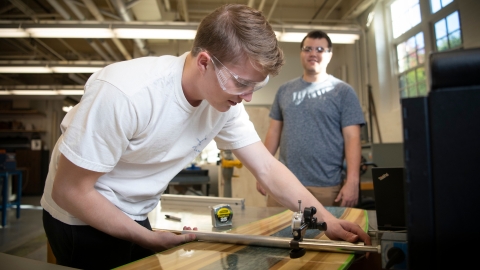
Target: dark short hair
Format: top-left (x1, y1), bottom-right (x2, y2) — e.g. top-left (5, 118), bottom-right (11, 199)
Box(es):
top-left (300, 30), bottom-right (333, 51)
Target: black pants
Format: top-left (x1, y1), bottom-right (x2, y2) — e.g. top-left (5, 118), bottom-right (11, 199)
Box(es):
top-left (43, 209), bottom-right (155, 270)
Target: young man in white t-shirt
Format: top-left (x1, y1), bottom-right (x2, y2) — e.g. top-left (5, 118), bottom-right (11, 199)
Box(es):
top-left (41, 4), bottom-right (371, 269)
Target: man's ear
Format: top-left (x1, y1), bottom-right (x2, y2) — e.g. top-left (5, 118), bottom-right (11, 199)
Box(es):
top-left (196, 52), bottom-right (210, 75)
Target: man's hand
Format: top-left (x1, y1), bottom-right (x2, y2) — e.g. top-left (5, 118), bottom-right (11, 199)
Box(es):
top-left (256, 181), bottom-right (267, 196)
top-left (147, 227), bottom-right (197, 252)
top-left (324, 218), bottom-right (371, 246)
top-left (334, 181), bottom-right (359, 207)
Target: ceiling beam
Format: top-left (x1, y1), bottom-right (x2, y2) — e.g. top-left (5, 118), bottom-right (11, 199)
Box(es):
top-left (339, 0), bottom-right (374, 20)
top-left (8, 0), bottom-right (39, 22)
top-left (266, 0), bottom-right (279, 21)
top-left (324, 0), bottom-right (345, 19)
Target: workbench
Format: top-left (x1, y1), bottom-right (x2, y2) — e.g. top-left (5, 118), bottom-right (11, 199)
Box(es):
top-left (116, 196), bottom-right (381, 270)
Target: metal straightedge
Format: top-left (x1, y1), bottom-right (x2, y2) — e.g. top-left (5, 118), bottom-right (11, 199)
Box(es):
top-left (179, 230), bottom-right (381, 254)
top-left (160, 194), bottom-right (245, 209)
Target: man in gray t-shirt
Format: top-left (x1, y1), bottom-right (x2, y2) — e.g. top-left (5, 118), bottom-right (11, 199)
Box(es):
top-left (257, 30), bottom-right (365, 207)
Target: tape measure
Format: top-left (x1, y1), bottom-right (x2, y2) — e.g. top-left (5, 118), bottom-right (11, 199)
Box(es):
top-left (211, 204), bottom-right (233, 227)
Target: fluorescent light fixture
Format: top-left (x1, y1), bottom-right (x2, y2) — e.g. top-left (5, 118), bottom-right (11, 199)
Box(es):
top-left (0, 27), bottom-right (197, 39)
top-left (114, 29), bottom-right (196, 39)
top-left (0, 62), bottom-right (105, 74)
top-left (51, 67), bottom-right (102, 73)
top-left (0, 21), bottom-right (361, 43)
top-left (326, 33), bottom-right (360, 44)
top-left (9, 90), bottom-right (59, 95)
top-left (0, 66), bottom-right (102, 73)
top-left (0, 66), bottom-right (51, 73)
top-left (0, 28), bottom-right (29, 37)
top-left (9, 90), bottom-right (84, 95)
top-left (57, 90), bottom-right (84, 95)
top-left (27, 28), bottom-right (114, 38)
top-left (0, 86), bottom-right (84, 96)
top-left (275, 31), bottom-right (360, 44)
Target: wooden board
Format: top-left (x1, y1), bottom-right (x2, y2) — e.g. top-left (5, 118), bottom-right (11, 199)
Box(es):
top-left (116, 207), bottom-right (368, 270)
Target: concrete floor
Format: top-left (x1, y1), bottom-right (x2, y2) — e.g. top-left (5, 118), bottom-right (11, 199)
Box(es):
top-left (0, 195), bottom-right (47, 263)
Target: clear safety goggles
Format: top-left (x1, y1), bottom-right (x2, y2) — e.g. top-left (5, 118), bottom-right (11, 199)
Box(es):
top-left (208, 53), bottom-right (269, 96)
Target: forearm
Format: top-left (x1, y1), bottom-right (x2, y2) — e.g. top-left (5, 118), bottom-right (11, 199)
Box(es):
top-left (234, 143), bottom-right (336, 222)
top-left (52, 155), bottom-right (154, 248)
top-left (264, 119), bottom-right (282, 156)
top-left (343, 126), bottom-right (362, 186)
top-left (264, 160), bottom-right (336, 221)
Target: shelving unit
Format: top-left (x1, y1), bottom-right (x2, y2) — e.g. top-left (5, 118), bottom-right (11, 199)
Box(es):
top-left (1, 109), bottom-right (50, 195)
top-left (0, 130), bottom-right (47, 133)
top-left (0, 110), bottom-right (46, 134)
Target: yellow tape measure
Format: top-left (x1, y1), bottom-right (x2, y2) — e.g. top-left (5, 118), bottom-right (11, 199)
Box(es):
top-left (211, 204), bottom-right (233, 227)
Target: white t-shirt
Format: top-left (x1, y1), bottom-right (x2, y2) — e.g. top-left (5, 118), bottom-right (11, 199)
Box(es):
top-left (41, 52), bottom-right (260, 225)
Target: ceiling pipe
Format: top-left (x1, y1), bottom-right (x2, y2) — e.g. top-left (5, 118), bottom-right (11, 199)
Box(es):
top-left (111, 0), bottom-right (149, 56)
top-left (258, 0), bottom-right (266, 11)
top-left (46, 0), bottom-right (71, 20)
top-left (63, 0), bottom-right (85, 20)
top-left (87, 39), bottom-right (112, 61)
top-left (179, 0), bottom-right (189, 22)
top-left (324, 0), bottom-right (344, 19)
top-left (0, 5), bottom-right (16, 15)
top-left (77, 0), bottom-right (130, 60)
top-left (16, 39), bottom-right (56, 61)
top-left (125, 0), bottom-right (142, 10)
top-left (111, 38), bottom-right (131, 60)
top-left (163, 0), bottom-right (171, 12)
top-left (8, 0), bottom-right (38, 22)
top-left (68, 73), bottom-right (86, 84)
top-left (100, 39), bottom-right (121, 61)
top-left (67, 0), bottom-right (120, 20)
top-left (57, 38), bottom-right (84, 60)
top-left (34, 38), bottom-right (66, 60)
top-left (81, 0), bottom-right (104, 21)
top-left (266, 0), bottom-right (278, 21)
top-left (309, 0), bottom-right (329, 24)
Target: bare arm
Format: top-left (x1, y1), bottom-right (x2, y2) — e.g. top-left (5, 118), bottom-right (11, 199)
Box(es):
top-left (234, 142), bottom-right (371, 245)
top-left (264, 119), bottom-right (283, 156)
top-left (257, 119), bottom-right (283, 195)
top-left (52, 154), bottom-right (195, 252)
top-left (335, 125), bottom-right (362, 207)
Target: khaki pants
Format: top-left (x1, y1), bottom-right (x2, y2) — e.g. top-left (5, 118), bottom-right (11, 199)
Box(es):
top-left (266, 185), bottom-right (342, 207)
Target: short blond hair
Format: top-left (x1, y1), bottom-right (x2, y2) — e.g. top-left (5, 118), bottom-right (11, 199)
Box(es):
top-left (192, 4), bottom-right (284, 76)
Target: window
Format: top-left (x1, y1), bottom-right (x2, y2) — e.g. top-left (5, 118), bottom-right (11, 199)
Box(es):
top-left (397, 33), bottom-right (427, 98)
top-left (430, 0), bottom-right (454, 13)
top-left (434, 11), bottom-right (462, 51)
top-left (389, 0), bottom-right (461, 98)
top-left (391, 0), bottom-right (422, 38)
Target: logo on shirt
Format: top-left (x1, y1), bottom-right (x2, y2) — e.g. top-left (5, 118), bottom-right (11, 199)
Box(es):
top-left (292, 84), bottom-right (334, 105)
top-left (192, 136), bottom-right (208, 153)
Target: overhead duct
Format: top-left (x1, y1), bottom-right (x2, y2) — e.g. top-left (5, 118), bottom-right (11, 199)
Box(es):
top-left (87, 39), bottom-right (112, 61)
top-left (46, 0), bottom-right (71, 20)
top-left (79, 0), bottom-right (131, 60)
top-left (63, 0), bottom-right (86, 20)
top-left (111, 0), bottom-right (149, 56)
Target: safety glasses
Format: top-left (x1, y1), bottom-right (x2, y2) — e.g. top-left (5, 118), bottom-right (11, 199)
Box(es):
top-left (207, 52), bottom-right (269, 96)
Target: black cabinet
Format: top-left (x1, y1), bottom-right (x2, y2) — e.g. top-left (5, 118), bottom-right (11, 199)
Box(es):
top-left (15, 149), bottom-right (49, 195)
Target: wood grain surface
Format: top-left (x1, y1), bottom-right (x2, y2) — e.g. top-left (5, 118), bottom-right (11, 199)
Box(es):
top-left (116, 207), bottom-right (368, 270)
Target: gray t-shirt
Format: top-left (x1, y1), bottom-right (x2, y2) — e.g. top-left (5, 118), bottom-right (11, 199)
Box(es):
top-left (270, 75), bottom-right (365, 187)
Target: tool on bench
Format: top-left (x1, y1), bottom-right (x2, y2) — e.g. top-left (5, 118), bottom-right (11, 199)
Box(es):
top-left (290, 200), bottom-right (327, 258)
top-left (174, 199), bottom-right (380, 256)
